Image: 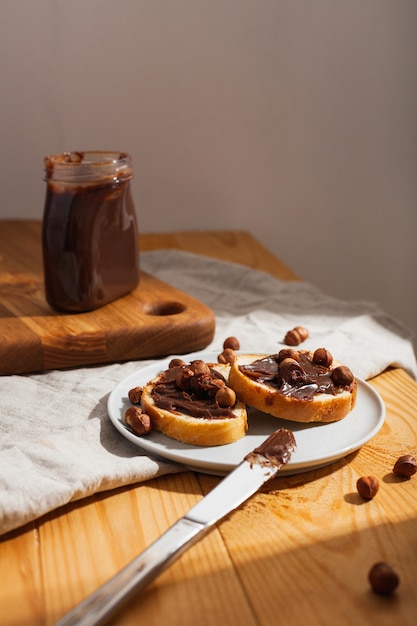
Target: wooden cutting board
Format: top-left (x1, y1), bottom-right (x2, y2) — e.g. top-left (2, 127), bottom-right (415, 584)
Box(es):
top-left (0, 220), bottom-right (215, 375)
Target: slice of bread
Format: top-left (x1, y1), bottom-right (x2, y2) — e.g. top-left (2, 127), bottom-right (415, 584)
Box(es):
top-left (140, 359), bottom-right (248, 446)
top-left (228, 351), bottom-right (357, 423)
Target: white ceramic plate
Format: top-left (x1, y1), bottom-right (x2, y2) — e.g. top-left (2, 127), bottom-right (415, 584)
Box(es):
top-left (107, 351), bottom-right (385, 476)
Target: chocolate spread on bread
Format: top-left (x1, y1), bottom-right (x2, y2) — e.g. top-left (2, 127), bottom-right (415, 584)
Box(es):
top-left (151, 364), bottom-right (236, 419)
top-left (239, 353), bottom-right (353, 401)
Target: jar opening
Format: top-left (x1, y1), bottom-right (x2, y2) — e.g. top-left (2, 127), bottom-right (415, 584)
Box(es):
top-left (44, 151), bottom-right (133, 184)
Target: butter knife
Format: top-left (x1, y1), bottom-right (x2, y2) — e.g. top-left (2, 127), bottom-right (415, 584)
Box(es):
top-left (54, 428), bottom-right (296, 626)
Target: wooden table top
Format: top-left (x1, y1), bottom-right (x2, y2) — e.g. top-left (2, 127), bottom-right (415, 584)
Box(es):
top-left (1, 221), bottom-right (417, 626)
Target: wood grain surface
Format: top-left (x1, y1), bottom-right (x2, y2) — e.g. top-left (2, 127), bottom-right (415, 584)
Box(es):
top-left (1, 222), bottom-right (416, 626)
top-left (0, 221), bottom-right (215, 374)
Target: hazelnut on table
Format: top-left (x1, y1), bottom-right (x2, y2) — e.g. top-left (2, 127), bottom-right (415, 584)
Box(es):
top-left (356, 476), bottom-right (379, 500)
top-left (393, 454), bottom-right (417, 478)
top-left (368, 562), bottom-right (399, 595)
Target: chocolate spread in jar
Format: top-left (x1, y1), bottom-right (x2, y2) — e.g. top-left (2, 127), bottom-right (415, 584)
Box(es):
top-left (42, 151), bottom-right (139, 312)
top-left (239, 353), bottom-right (351, 401)
top-left (151, 364), bottom-right (236, 419)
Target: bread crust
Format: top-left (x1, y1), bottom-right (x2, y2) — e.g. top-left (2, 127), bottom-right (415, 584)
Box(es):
top-left (228, 353), bottom-right (357, 423)
top-left (141, 362), bottom-right (248, 446)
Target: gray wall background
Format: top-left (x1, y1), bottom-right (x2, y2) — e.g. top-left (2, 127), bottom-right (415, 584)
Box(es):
top-left (1, 1), bottom-right (416, 350)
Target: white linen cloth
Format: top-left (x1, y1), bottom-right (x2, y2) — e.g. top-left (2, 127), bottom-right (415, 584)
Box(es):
top-left (1, 250), bottom-right (416, 537)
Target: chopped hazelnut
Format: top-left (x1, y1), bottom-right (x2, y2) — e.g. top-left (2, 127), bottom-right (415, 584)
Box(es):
top-left (279, 358), bottom-right (305, 384)
top-left (175, 366), bottom-right (194, 390)
top-left (169, 358), bottom-right (186, 368)
top-left (209, 377), bottom-right (226, 392)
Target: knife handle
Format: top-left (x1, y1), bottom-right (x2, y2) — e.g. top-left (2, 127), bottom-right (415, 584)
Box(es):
top-left (54, 518), bottom-right (206, 626)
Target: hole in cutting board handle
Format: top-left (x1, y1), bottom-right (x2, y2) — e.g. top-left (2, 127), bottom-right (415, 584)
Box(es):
top-left (143, 301), bottom-right (186, 316)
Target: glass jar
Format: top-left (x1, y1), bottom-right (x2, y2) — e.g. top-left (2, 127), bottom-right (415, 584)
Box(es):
top-left (42, 151), bottom-right (139, 312)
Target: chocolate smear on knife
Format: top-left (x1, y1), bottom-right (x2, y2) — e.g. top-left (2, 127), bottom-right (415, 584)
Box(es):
top-left (245, 428), bottom-right (296, 468)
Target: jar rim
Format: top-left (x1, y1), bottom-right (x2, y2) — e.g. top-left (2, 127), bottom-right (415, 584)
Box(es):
top-left (44, 151), bottom-right (133, 183)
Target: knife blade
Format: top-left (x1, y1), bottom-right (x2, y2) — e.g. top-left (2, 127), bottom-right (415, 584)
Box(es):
top-left (54, 428), bottom-right (296, 626)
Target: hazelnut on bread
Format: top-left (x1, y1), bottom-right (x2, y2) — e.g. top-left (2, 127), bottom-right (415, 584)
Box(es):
top-left (228, 351), bottom-right (357, 423)
top-left (140, 359), bottom-right (247, 446)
